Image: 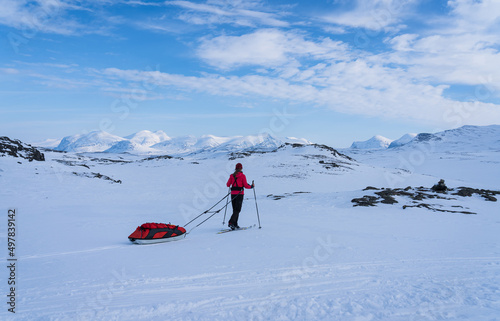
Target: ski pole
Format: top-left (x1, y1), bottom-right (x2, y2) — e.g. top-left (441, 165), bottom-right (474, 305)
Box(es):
top-left (222, 187), bottom-right (230, 225)
top-left (252, 180), bottom-right (261, 228)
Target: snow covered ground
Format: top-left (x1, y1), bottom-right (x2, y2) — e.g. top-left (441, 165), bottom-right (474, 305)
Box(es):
top-left (1, 127), bottom-right (500, 320)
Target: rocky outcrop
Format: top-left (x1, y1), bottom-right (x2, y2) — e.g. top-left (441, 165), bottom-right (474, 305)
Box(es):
top-left (453, 187), bottom-right (498, 202)
top-left (351, 181), bottom-right (500, 214)
top-left (72, 171), bottom-right (122, 184)
top-left (267, 191), bottom-right (311, 201)
top-left (0, 136), bottom-right (45, 161)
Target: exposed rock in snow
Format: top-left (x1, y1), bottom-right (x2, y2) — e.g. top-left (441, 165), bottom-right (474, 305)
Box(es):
top-left (0, 136), bottom-right (45, 161)
top-left (352, 184), bottom-right (499, 214)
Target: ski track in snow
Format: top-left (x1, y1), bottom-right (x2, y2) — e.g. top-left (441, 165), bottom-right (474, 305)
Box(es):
top-left (11, 257), bottom-right (500, 320)
top-left (0, 245), bottom-right (129, 261)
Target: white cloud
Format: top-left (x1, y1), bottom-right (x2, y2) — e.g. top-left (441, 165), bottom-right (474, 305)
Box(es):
top-left (0, 68), bottom-right (20, 74)
top-left (448, 0), bottom-right (500, 32)
top-left (384, 0), bottom-right (500, 93)
top-left (0, 0), bottom-right (106, 36)
top-left (166, 0), bottom-right (289, 27)
top-left (197, 29), bottom-right (349, 70)
top-left (4, 0), bottom-right (500, 130)
top-left (322, 0), bottom-right (417, 31)
top-left (122, 0), bottom-right (162, 6)
top-left (387, 33), bottom-right (418, 51)
top-left (10, 39), bottom-right (500, 128)
top-left (100, 60), bottom-right (500, 127)
top-left (197, 29), bottom-right (288, 69)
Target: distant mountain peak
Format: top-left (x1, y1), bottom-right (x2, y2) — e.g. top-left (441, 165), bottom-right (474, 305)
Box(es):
top-left (388, 133), bottom-right (417, 148)
top-left (56, 131), bottom-right (125, 153)
top-left (350, 135), bottom-right (393, 149)
top-left (125, 130), bottom-right (171, 146)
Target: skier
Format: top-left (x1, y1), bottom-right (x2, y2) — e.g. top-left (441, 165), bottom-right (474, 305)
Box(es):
top-left (226, 163), bottom-right (254, 230)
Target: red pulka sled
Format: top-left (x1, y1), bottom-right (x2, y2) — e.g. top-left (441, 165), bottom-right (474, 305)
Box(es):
top-left (128, 223), bottom-right (186, 244)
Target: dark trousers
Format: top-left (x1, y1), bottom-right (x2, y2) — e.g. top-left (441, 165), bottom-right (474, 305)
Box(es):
top-left (229, 194), bottom-right (244, 226)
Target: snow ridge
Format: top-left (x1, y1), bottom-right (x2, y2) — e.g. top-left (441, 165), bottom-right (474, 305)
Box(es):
top-left (401, 125), bottom-right (500, 152)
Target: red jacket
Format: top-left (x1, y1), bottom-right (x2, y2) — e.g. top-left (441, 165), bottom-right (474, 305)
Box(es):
top-left (227, 172), bottom-right (252, 195)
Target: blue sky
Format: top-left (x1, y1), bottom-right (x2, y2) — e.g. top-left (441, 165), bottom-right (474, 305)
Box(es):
top-left (1, 0), bottom-right (500, 147)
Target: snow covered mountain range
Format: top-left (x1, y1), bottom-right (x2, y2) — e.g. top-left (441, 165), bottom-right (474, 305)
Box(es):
top-left (403, 125), bottom-right (500, 152)
top-left (350, 125), bottom-right (500, 150)
top-left (54, 130), bottom-right (311, 155)
top-left (43, 125), bottom-right (500, 155)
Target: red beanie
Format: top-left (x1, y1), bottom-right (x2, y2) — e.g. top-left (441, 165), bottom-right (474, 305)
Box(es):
top-left (235, 163), bottom-right (243, 170)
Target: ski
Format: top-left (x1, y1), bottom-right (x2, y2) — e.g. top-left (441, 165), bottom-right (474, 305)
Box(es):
top-left (217, 224), bottom-right (256, 234)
